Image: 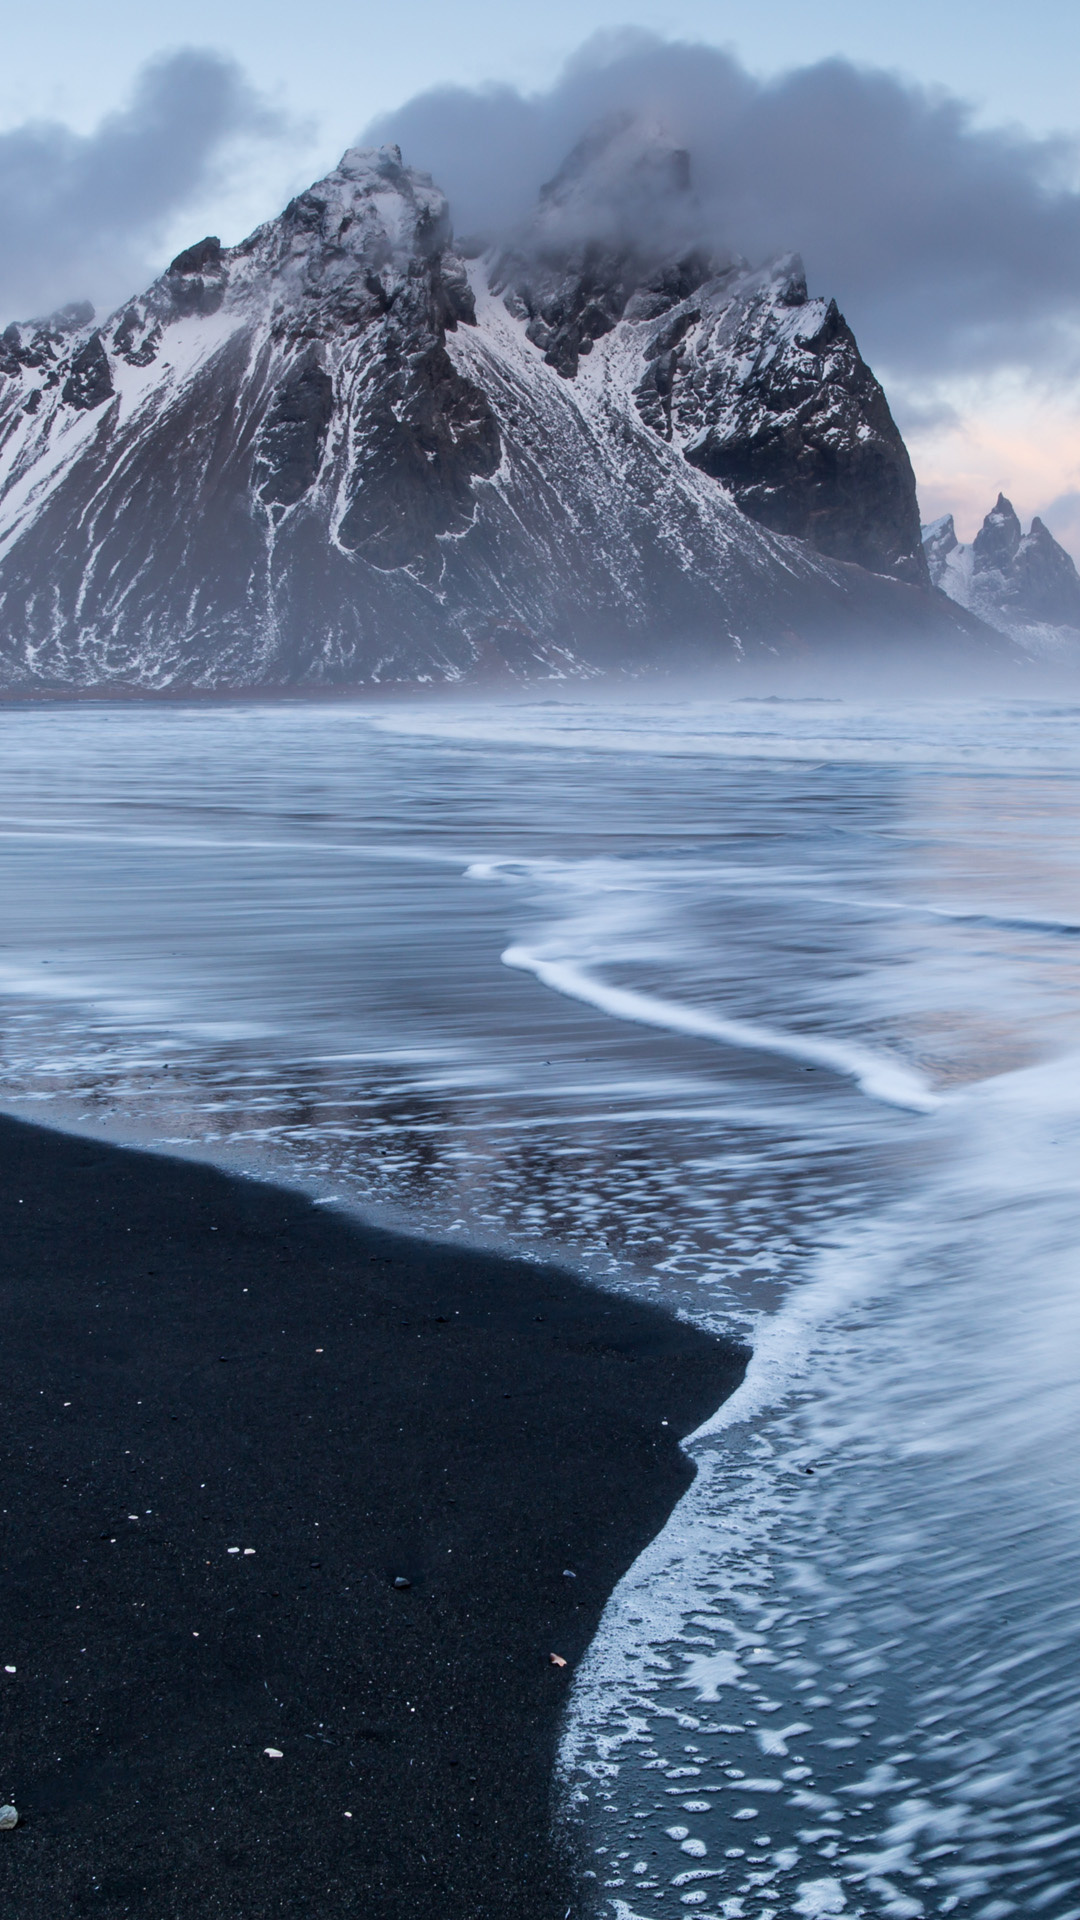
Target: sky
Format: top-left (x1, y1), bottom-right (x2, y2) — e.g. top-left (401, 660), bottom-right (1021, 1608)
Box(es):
top-left (2, 0), bottom-right (1079, 557)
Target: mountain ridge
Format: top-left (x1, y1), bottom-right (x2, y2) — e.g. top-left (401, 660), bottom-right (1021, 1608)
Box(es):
top-left (0, 138), bottom-right (998, 693)
top-left (923, 495), bottom-right (1080, 658)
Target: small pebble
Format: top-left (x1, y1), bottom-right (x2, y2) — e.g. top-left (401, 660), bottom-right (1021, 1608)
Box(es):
top-left (264, 1748), bottom-right (283, 1760)
top-left (393, 1576), bottom-right (411, 1590)
top-left (3, 1666), bottom-right (15, 1675)
top-left (0, 1806), bottom-right (17, 1831)
top-left (243, 1548), bottom-right (256, 1556)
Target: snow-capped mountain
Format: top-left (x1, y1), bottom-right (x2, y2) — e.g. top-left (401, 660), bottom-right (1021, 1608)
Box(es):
top-left (923, 496), bottom-right (1080, 657)
top-left (0, 138), bottom-right (993, 692)
top-left (493, 116), bottom-right (930, 588)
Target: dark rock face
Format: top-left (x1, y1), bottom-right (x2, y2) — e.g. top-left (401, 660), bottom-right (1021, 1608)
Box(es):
top-left (924, 496), bottom-right (1080, 649)
top-left (169, 236), bottom-right (223, 277)
top-left (494, 240), bottom-right (642, 378)
top-left (1011, 518), bottom-right (1080, 627)
top-left (501, 239), bottom-right (928, 585)
top-left (337, 344), bottom-right (500, 567)
top-left (60, 332), bottom-right (114, 410)
top-left (0, 138), bottom-right (994, 692)
top-left (111, 306), bottom-right (162, 368)
top-left (669, 265), bottom-right (928, 585)
top-left (971, 493), bottom-right (1022, 573)
top-left (494, 119), bottom-right (927, 587)
top-left (256, 359), bottom-right (336, 508)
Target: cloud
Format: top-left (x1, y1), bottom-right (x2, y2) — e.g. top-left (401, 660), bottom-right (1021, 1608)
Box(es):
top-left (889, 394), bottom-right (963, 437)
top-left (365, 30), bottom-right (1080, 382)
top-left (0, 49), bottom-right (288, 324)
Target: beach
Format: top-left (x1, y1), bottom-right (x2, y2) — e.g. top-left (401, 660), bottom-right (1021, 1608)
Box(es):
top-left (0, 1113), bottom-right (744, 1917)
top-left (2, 694), bottom-right (1080, 1910)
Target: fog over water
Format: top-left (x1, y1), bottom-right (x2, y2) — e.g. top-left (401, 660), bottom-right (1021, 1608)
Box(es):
top-left (1, 691), bottom-right (1079, 1916)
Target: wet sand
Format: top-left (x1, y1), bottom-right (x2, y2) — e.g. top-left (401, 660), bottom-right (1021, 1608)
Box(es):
top-left (0, 1115), bottom-right (746, 1918)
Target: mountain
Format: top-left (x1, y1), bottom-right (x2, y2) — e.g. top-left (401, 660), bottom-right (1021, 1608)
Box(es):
top-left (923, 496), bottom-right (1080, 657)
top-left (0, 137), bottom-right (994, 693)
top-left (492, 115), bottom-right (930, 587)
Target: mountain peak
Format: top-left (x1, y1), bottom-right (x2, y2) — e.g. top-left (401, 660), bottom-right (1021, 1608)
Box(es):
top-left (972, 494), bottom-right (1022, 574)
top-left (924, 497), bottom-right (1080, 648)
top-left (488, 112), bottom-right (718, 376)
top-left (248, 145), bottom-right (457, 296)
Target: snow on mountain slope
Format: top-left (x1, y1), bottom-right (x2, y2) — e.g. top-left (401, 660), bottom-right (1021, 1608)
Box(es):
top-left (0, 141), bottom-right (995, 692)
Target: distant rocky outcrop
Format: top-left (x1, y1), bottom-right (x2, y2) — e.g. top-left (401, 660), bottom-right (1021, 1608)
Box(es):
top-left (923, 496), bottom-right (1080, 654)
top-left (0, 132), bottom-right (994, 693)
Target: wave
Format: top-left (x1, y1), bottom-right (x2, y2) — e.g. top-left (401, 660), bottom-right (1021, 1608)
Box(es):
top-left (501, 945), bottom-right (939, 1112)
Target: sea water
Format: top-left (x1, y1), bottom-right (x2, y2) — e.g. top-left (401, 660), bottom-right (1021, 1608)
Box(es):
top-left (1, 691), bottom-right (1079, 1918)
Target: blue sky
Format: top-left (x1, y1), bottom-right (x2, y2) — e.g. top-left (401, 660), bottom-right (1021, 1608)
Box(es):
top-left (4, 0), bottom-right (1076, 150)
top-left (3, 0), bottom-right (1079, 552)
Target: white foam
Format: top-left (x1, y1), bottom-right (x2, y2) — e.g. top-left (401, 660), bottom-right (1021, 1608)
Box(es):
top-left (502, 945), bottom-right (939, 1112)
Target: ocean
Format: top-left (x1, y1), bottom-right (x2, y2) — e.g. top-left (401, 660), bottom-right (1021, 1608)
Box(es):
top-left (1, 689), bottom-right (1079, 1919)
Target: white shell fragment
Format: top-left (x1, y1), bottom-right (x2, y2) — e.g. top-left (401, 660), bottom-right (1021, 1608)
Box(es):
top-left (264, 1748), bottom-right (283, 1759)
top-left (0, 1806), bottom-right (17, 1830)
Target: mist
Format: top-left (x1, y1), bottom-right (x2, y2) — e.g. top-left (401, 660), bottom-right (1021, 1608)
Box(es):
top-left (366, 28), bottom-right (1080, 382)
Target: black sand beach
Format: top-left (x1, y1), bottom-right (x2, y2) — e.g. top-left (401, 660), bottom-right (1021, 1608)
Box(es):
top-left (0, 1115), bottom-right (745, 1918)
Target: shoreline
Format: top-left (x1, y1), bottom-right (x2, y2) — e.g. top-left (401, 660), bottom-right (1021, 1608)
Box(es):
top-left (0, 1114), bottom-right (746, 1918)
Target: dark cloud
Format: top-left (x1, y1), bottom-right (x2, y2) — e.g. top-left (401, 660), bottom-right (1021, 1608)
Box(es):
top-left (0, 50), bottom-right (286, 324)
top-left (366, 30), bottom-right (1080, 379)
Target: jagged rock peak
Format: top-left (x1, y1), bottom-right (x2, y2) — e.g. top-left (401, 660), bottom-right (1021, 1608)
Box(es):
top-left (628, 247), bottom-right (928, 584)
top-left (0, 299), bottom-right (95, 376)
top-left (490, 113), bottom-right (721, 379)
top-left (254, 145), bottom-right (457, 283)
top-left (972, 492), bottom-right (1022, 571)
top-left (923, 497), bottom-right (1080, 649)
top-left (171, 144), bottom-right (477, 333)
top-left (14, 147), bottom-right (477, 379)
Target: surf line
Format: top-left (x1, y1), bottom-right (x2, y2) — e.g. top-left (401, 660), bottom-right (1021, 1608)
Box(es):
top-left (501, 945), bottom-right (938, 1113)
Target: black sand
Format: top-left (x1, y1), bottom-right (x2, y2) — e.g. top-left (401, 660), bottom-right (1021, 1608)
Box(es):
top-left (0, 1115), bottom-right (746, 1918)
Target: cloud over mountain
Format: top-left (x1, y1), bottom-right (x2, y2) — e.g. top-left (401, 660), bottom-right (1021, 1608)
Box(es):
top-left (0, 50), bottom-right (287, 324)
top-left (366, 29), bottom-right (1080, 381)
